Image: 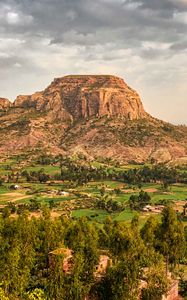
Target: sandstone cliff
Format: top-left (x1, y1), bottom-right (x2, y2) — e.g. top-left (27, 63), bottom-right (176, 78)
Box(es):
top-left (0, 75), bottom-right (186, 163)
top-left (13, 75), bottom-right (148, 121)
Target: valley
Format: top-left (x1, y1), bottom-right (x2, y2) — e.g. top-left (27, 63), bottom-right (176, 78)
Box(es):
top-left (0, 75), bottom-right (187, 299)
top-left (0, 154), bottom-right (186, 225)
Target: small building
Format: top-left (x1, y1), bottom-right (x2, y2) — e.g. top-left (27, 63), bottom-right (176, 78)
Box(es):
top-left (46, 189), bottom-right (58, 195)
top-left (58, 191), bottom-right (69, 196)
top-left (142, 205), bottom-right (165, 213)
top-left (9, 184), bottom-right (20, 190)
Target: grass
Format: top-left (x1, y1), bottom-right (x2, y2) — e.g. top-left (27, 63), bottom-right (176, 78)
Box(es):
top-left (114, 194), bottom-right (132, 203)
top-left (72, 209), bottom-right (110, 222)
top-left (25, 165), bottom-right (60, 174)
top-left (0, 194), bottom-right (31, 205)
top-left (152, 193), bottom-right (186, 203)
top-left (71, 208), bottom-right (161, 225)
top-left (39, 195), bottom-right (75, 204)
top-left (0, 161), bottom-right (61, 176)
top-left (88, 180), bottom-right (124, 189)
top-left (0, 186), bottom-right (9, 194)
top-left (114, 209), bottom-right (136, 221)
top-left (91, 161), bottom-right (150, 172)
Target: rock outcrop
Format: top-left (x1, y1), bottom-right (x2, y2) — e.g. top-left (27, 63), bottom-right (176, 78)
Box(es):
top-left (13, 75), bottom-right (148, 121)
top-left (0, 98), bottom-right (12, 110)
top-left (0, 75), bottom-right (186, 163)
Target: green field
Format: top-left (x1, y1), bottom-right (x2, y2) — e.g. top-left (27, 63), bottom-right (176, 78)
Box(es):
top-left (72, 209), bottom-right (110, 222)
top-left (0, 158), bottom-right (186, 224)
top-left (25, 165), bottom-right (60, 174)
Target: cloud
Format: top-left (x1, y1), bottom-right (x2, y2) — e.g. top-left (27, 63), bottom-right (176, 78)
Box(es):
top-left (0, 0), bottom-right (186, 124)
top-left (173, 11), bottom-right (187, 24)
top-left (170, 40), bottom-right (187, 51)
top-left (6, 11), bottom-right (20, 24)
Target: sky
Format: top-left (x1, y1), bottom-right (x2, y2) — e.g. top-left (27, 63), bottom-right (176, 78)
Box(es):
top-left (0, 0), bottom-right (187, 124)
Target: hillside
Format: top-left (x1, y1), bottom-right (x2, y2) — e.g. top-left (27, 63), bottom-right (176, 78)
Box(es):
top-left (0, 75), bottom-right (186, 163)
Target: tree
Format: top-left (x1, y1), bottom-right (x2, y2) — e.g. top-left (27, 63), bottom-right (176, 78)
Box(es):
top-left (67, 252), bottom-right (91, 300)
top-left (38, 170), bottom-right (49, 183)
top-left (47, 255), bottom-right (65, 300)
top-left (141, 262), bottom-right (168, 300)
top-left (0, 177), bottom-right (4, 186)
top-left (65, 218), bottom-right (99, 297)
top-left (161, 179), bottom-right (170, 191)
top-left (158, 206), bottom-right (185, 274)
top-left (49, 199), bottom-right (56, 209)
top-left (99, 256), bottom-right (140, 300)
top-left (141, 216), bottom-right (159, 248)
top-left (2, 207), bottom-right (11, 219)
top-left (129, 191), bottom-right (151, 211)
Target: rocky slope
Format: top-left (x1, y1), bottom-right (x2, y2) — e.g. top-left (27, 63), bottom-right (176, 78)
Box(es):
top-left (0, 75), bottom-right (186, 163)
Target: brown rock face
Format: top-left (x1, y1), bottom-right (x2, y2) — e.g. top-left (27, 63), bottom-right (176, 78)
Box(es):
top-left (13, 75), bottom-right (147, 121)
top-left (0, 98), bottom-right (12, 110)
top-left (55, 75), bottom-right (147, 120)
top-left (0, 75), bottom-right (186, 163)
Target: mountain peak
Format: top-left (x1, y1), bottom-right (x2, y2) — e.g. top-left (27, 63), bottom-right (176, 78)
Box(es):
top-left (0, 75), bottom-right (186, 163)
top-left (14, 75), bottom-right (148, 121)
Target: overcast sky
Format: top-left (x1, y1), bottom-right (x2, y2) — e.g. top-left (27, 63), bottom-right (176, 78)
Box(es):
top-left (0, 0), bottom-right (187, 124)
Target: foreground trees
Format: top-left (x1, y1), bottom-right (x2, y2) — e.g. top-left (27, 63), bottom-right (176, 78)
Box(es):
top-left (0, 206), bottom-right (186, 299)
top-left (141, 262), bottom-right (168, 300)
top-left (158, 206), bottom-right (185, 274)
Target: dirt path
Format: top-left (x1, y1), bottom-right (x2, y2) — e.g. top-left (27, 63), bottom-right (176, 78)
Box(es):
top-left (144, 188), bottom-right (158, 193)
top-left (0, 192), bottom-right (31, 203)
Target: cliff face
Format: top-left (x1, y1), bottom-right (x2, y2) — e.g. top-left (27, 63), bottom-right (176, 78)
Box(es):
top-left (0, 75), bottom-right (186, 163)
top-left (13, 75), bottom-right (148, 121)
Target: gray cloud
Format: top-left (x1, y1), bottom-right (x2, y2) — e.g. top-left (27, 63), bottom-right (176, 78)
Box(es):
top-left (170, 40), bottom-right (187, 51)
top-left (0, 0), bottom-right (187, 124)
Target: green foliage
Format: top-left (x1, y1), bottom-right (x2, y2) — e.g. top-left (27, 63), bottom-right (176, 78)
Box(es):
top-left (96, 196), bottom-right (123, 212)
top-left (0, 177), bottom-right (4, 186)
top-left (141, 263), bottom-right (168, 300)
top-left (47, 256), bottom-right (65, 300)
top-left (27, 288), bottom-right (46, 300)
top-left (96, 256), bottom-right (141, 300)
top-left (158, 206), bottom-right (185, 272)
top-left (0, 172), bottom-right (186, 300)
top-left (141, 216), bottom-right (159, 247)
top-left (0, 287), bottom-right (9, 300)
top-left (129, 190), bottom-right (151, 211)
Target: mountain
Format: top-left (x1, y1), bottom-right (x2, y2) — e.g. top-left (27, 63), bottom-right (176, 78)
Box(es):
top-left (0, 75), bottom-right (186, 163)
